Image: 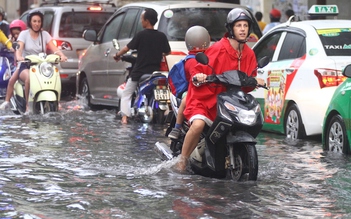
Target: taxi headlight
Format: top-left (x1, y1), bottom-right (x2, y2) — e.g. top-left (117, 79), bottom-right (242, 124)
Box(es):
top-left (39, 62), bottom-right (54, 78)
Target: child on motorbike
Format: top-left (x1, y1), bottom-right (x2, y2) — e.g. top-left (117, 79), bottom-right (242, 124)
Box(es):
top-left (0, 10), bottom-right (67, 112)
top-left (168, 26), bottom-right (210, 139)
top-left (176, 8), bottom-right (265, 171)
top-left (0, 19), bottom-right (27, 110)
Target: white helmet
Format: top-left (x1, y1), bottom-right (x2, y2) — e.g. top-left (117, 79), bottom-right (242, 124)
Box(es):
top-left (185, 26), bottom-right (210, 52)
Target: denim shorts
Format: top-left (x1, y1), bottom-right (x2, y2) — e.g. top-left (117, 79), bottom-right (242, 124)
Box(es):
top-left (17, 62), bottom-right (29, 77)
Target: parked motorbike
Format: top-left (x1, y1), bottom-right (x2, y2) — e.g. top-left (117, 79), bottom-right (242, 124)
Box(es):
top-left (155, 52), bottom-right (269, 181)
top-left (114, 39), bottom-right (170, 124)
top-left (0, 48), bottom-right (15, 98)
top-left (10, 53), bottom-right (62, 114)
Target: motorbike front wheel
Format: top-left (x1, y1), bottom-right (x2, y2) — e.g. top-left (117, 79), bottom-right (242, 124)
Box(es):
top-left (229, 143), bottom-right (258, 181)
top-left (35, 101), bottom-right (58, 114)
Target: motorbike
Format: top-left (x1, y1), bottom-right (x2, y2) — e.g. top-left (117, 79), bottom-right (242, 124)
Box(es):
top-left (10, 53), bottom-right (62, 114)
top-left (155, 52), bottom-right (269, 181)
top-left (114, 39), bottom-right (170, 124)
top-left (0, 48), bottom-right (15, 98)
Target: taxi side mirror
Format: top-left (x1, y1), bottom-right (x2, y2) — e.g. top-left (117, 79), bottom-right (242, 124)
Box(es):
top-left (342, 64), bottom-right (351, 78)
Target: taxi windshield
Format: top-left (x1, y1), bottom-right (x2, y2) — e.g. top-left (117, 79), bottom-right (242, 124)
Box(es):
top-left (318, 28), bottom-right (351, 56)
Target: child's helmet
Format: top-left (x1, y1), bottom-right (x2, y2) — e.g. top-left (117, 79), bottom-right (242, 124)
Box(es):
top-left (185, 26), bottom-right (210, 52)
top-left (10, 19), bottom-right (27, 32)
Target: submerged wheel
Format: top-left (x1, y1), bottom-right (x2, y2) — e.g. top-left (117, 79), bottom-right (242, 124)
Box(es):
top-left (140, 106), bottom-right (153, 123)
top-left (326, 114), bottom-right (349, 154)
top-left (285, 104), bottom-right (305, 140)
top-left (35, 101), bottom-right (58, 114)
top-left (79, 77), bottom-right (91, 106)
top-left (229, 144), bottom-right (258, 181)
top-left (153, 108), bottom-right (166, 124)
top-left (230, 154), bottom-right (243, 181)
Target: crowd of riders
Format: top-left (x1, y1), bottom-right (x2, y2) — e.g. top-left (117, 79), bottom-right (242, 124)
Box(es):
top-left (0, 6), bottom-right (266, 172)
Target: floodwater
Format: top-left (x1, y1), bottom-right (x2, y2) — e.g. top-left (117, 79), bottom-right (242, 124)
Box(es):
top-left (0, 99), bottom-right (351, 219)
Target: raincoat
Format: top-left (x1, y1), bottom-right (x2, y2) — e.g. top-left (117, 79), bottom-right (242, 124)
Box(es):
top-left (183, 36), bottom-right (257, 122)
top-left (0, 30), bottom-right (12, 50)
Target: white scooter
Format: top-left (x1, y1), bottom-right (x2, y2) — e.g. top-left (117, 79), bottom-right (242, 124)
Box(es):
top-left (10, 53), bottom-right (61, 114)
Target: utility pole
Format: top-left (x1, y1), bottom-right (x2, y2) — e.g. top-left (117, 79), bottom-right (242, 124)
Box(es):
top-left (19, 0), bottom-right (29, 16)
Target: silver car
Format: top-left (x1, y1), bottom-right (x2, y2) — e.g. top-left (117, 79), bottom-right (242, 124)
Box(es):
top-left (20, 1), bottom-right (116, 95)
top-left (77, 1), bottom-right (262, 108)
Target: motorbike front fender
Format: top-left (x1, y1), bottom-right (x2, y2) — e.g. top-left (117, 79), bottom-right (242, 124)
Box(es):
top-left (226, 131), bottom-right (257, 144)
top-left (37, 90), bottom-right (58, 102)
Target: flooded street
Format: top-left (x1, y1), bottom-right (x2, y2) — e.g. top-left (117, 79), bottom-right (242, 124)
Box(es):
top-left (0, 99), bottom-right (351, 218)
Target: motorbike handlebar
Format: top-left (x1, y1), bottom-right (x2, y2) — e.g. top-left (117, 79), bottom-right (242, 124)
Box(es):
top-left (193, 74), bottom-right (269, 89)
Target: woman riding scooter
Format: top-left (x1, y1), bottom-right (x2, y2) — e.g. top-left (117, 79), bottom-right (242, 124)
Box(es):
top-left (0, 10), bottom-right (67, 112)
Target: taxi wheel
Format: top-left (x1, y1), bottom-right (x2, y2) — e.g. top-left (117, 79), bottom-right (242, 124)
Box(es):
top-left (284, 104), bottom-right (305, 140)
top-left (325, 115), bottom-right (349, 154)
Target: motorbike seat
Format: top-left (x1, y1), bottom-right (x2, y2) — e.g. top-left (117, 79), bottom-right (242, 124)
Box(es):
top-left (139, 74), bottom-right (152, 84)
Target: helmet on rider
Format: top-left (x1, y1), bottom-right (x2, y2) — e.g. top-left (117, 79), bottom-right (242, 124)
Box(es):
top-left (185, 26), bottom-right (210, 52)
top-left (27, 9), bottom-right (44, 30)
top-left (225, 8), bottom-right (253, 43)
top-left (10, 19), bottom-right (27, 32)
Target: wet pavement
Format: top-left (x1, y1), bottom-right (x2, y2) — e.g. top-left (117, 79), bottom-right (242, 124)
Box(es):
top-left (0, 98), bottom-right (350, 218)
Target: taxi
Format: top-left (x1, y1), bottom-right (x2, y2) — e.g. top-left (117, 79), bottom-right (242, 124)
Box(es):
top-left (322, 64), bottom-right (351, 154)
top-left (252, 5), bottom-right (351, 140)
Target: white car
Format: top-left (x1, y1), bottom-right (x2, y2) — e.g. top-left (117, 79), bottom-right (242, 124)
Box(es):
top-left (76, 1), bottom-right (262, 108)
top-left (252, 5), bottom-right (351, 140)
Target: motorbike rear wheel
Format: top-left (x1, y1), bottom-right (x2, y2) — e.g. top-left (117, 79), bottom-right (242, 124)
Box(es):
top-left (153, 108), bottom-right (166, 124)
top-left (229, 143), bottom-right (258, 181)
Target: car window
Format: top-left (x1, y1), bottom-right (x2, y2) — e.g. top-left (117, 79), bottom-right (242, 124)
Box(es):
top-left (43, 12), bottom-right (54, 33)
top-left (318, 28), bottom-right (351, 56)
top-left (118, 9), bottom-right (140, 39)
top-left (59, 12), bottom-right (112, 38)
top-left (158, 8), bottom-right (261, 41)
top-left (101, 13), bottom-right (124, 43)
top-left (278, 32), bottom-right (306, 60)
top-left (254, 32), bottom-right (282, 62)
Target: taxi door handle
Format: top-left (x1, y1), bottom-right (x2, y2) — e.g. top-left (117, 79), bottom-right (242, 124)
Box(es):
top-left (257, 69), bottom-right (265, 74)
top-left (285, 68), bottom-right (295, 74)
top-left (105, 48), bottom-right (111, 57)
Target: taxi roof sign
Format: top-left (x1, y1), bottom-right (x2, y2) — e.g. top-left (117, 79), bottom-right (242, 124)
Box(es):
top-left (308, 5), bottom-right (339, 16)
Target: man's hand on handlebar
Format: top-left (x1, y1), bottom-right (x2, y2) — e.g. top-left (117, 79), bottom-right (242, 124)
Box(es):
top-left (192, 73), bottom-right (207, 87)
top-left (256, 78), bottom-right (265, 86)
top-left (113, 54), bottom-right (121, 62)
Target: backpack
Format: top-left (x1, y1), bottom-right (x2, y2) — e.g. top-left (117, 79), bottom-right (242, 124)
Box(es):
top-left (168, 54), bottom-right (195, 98)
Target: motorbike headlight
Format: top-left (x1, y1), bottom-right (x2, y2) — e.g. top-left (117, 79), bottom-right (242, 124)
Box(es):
top-left (238, 109), bottom-right (257, 125)
top-left (39, 62), bottom-right (54, 78)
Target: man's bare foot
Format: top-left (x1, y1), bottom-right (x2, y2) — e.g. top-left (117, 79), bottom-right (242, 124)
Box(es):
top-left (121, 116), bottom-right (127, 124)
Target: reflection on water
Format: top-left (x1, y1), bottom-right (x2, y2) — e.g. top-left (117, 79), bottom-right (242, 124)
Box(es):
top-left (0, 99), bottom-right (350, 218)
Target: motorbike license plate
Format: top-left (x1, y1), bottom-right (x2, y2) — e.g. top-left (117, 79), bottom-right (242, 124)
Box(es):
top-left (154, 89), bottom-right (170, 101)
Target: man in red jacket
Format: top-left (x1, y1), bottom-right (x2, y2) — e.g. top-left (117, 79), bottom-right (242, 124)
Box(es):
top-left (177, 8), bottom-right (265, 171)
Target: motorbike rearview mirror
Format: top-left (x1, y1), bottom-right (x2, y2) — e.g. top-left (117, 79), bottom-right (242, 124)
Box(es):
top-left (342, 64), bottom-right (351, 78)
top-left (195, 52), bottom-right (209, 65)
top-left (257, 56), bottom-right (270, 68)
top-left (12, 41), bottom-right (19, 50)
top-left (112, 39), bottom-right (120, 50)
